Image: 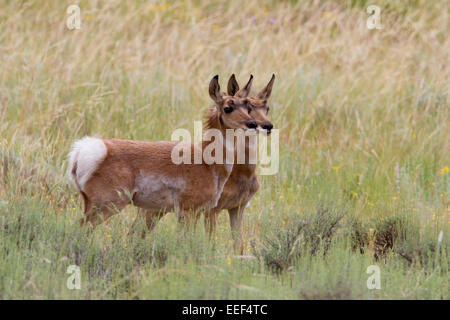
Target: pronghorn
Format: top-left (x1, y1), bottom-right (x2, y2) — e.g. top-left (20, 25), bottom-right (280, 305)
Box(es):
top-left (68, 75), bottom-right (258, 228)
top-left (204, 74), bottom-right (275, 253)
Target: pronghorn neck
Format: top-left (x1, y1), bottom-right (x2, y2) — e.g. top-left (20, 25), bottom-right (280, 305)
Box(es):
top-left (233, 138), bottom-right (258, 175)
top-left (203, 107), bottom-right (226, 135)
top-left (202, 107), bottom-right (233, 156)
top-left (202, 106), bottom-right (235, 170)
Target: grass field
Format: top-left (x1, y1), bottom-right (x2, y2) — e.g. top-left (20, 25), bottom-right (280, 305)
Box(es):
top-left (0, 0), bottom-right (448, 299)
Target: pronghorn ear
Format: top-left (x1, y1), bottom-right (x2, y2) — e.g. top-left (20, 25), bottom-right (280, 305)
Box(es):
top-left (209, 75), bottom-right (223, 104)
top-left (236, 74), bottom-right (253, 98)
top-left (227, 74), bottom-right (239, 96)
top-left (256, 74), bottom-right (275, 100)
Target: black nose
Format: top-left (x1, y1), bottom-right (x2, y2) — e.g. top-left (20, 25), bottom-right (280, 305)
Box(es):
top-left (262, 122), bottom-right (273, 131)
top-left (245, 120), bottom-right (258, 129)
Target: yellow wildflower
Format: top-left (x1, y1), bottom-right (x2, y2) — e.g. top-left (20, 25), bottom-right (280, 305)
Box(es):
top-left (148, 4), bottom-right (158, 12)
top-left (160, 3), bottom-right (170, 10)
top-left (321, 11), bottom-right (334, 19)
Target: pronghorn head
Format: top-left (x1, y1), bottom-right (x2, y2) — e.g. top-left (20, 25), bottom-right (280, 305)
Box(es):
top-left (208, 75), bottom-right (257, 131)
top-left (227, 74), bottom-right (275, 135)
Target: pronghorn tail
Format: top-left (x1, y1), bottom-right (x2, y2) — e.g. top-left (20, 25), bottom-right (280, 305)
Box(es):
top-left (68, 136), bottom-right (107, 192)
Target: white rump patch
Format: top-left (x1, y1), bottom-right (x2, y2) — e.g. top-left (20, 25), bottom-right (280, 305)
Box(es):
top-left (68, 136), bottom-right (107, 192)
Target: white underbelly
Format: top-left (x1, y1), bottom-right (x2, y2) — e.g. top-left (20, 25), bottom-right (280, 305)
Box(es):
top-left (133, 173), bottom-right (186, 210)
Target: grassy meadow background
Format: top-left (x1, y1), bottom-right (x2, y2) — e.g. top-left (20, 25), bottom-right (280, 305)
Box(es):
top-left (0, 0), bottom-right (448, 299)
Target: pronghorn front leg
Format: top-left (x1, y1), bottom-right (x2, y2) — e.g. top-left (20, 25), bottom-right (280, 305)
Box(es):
top-left (228, 206), bottom-right (245, 255)
top-left (144, 209), bottom-right (167, 233)
top-left (177, 208), bottom-right (201, 232)
top-left (129, 208), bottom-right (166, 238)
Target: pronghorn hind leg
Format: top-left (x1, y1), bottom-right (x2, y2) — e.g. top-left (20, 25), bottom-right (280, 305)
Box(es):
top-left (78, 191), bottom-right (91, 227)
top-left (82, 201), bottom-right (128, 228)
top-left (79, 190), bottom-right (130, 228)
top-left (228, 206), bottom-right (245, 255)
top-left (204, 211), bottom-right (219, 238)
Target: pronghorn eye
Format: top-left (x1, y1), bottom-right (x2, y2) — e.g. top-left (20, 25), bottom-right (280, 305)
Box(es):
top-left (224, 106), bottom-right (233, 114)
